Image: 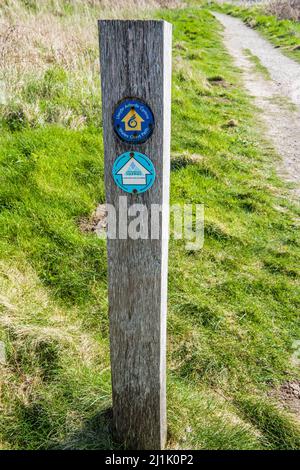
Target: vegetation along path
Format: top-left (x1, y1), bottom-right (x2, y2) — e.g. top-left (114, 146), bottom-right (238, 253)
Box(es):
top-left (2, 3), bottom-right (300, 449)
top-left (213, 12), bottom-right (300, 197)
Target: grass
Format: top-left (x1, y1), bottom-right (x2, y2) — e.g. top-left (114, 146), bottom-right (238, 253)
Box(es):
top-left (1, 1), bottom-right (300, 450)
top-left (267, 94), bottom-right (298, 112)
top-left (0, 0), bottom-right (182, 130)
top-left (243, 48), bottom-right (271, 80)
top-left (209, 1), bottom-right (300, 63)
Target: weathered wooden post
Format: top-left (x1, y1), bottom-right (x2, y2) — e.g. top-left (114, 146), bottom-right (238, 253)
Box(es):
top-left (98, 20), bottom-right (172, 449)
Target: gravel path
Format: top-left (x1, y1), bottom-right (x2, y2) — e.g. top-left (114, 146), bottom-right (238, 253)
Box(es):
top-left (213, 12), bottom-right (300, 198)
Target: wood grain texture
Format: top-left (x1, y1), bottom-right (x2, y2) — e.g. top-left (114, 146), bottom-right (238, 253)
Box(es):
top-left (99, 20), bottom-right (172, 449)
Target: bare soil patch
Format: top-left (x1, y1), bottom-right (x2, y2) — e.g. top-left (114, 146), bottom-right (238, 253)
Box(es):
top-left (269, 380), bottom-right (300, 421)
top-left (79, 204), bottom-right (107, 235)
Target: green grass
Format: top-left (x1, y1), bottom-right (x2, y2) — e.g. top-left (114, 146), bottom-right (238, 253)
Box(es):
top-left (210, 1), bottom-right (300, 63)
top-left (1, 6), bottom-right (300, 449)
top-left (1, 65), bottom-right (102, 131)
top-left (267, 94), bottom-right (298, 113)
top-left (243, 48), bottom-right (271, 80)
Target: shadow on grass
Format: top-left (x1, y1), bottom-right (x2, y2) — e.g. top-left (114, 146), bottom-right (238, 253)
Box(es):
top-left (57, 408), bottom-right (121, 450)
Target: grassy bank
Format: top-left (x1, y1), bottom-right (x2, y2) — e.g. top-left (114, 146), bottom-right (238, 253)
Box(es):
top-left (209, 1), bottom-right (300, 63)
top-left (0, 0), bottom-right (181, 130)
top-left (1, 2), bottom-right (300, 449)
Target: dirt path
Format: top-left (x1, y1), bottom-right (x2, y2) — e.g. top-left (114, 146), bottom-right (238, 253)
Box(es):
top-left (213, 12), bottom-right (300, 198)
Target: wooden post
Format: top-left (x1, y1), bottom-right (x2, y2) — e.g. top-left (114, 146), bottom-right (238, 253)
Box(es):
top-left (99, 20), bottom-right (172, 449)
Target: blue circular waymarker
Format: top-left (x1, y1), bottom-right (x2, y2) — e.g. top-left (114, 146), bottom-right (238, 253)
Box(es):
top-left (112, 151), bottom-right (156, 194)
top-left (112, 98), bottom-right (154, 143)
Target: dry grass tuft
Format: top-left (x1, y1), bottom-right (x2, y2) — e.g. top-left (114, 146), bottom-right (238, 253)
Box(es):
top-left (0, 259), bottom-right (105, 378)
top-left (173, 55), bottom-right (210, 91)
